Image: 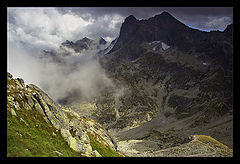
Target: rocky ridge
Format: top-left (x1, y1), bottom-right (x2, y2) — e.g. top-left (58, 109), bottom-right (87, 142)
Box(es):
top-left (7, 72), bottom-right (122, 157)
top-left (105, 12), bottom-right (232, 76)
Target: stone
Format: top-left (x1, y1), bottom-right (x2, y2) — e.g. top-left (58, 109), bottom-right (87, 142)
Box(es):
top-left (16, 78), bottom-right (25, 87)
top-left (60, 129), bottom-right (71, 141)
top-left (9, 108), bottom-right (17, 116)
top-left (68, 136), bottom-right (78, 151)
top-left (53, 150), bottom-right (63, 156)
top-left (33, 101), bottom-right (45, 115)
top-left (92, 150), bottom-right (102, 157)
top-left (7, 72), bottom-right (13, 78)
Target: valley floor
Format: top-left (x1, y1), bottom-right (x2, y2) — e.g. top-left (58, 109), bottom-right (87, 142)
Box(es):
top-left (106, 111), bottom-right (233, 157)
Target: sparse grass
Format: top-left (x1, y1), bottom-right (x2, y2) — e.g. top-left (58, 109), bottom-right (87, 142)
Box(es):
top-left (193, 135), bottom-right (233, 156)
top-left (87, 132), bottom-right (124, 157)
top-left (7, 104), bottom-right (84, 157)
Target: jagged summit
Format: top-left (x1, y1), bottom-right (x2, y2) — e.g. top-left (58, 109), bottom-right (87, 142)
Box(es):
top-left (62, 40), bottom-right (74, 46)
top-left (160, 11), bottom-right (172, 16)
top-left (105, 12), bottom-right (232, 76)
top-left (124, 15), bottom-right (137, 22)
top-left (154, 11), bottom-right (175, 19)
top-left (80, 37), bottom-right (92, 42)
top-left (75, 37), bottom-right (94, 45)
top-left (99, 37), bottom-right (107, 45)
top-left (59, 36), bottom-right (109, 55)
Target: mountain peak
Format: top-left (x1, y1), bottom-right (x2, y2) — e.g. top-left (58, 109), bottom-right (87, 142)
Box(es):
top-left (153, 11), bottom-right (177, 21)
top-left (81, 37), bottom-right (91, 42)
top-left (124, 15), bottom-right (137, 23)
top-left (224, 23), bottom-right (233, 32)
top-left (99, 37), bottom-right (107, 45)
top-left (160, 11), bottom-right (173, 17)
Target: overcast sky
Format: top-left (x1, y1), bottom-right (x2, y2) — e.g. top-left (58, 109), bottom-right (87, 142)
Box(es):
top-left (8, 7), bottom-right (233, 49)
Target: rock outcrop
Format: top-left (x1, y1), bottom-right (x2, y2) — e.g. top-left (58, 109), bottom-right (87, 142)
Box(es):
top-left (7, 72), bottom-right (122, 157)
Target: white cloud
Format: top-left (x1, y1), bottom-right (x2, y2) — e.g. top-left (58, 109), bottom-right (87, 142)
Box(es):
top-left (205, 16), bottom-right (232, 31)
top-left (8, 7), bottom-right (93, 51)
top-left (7, 7), bottom-right (120, 103)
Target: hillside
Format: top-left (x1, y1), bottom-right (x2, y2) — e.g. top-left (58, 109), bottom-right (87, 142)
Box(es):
top-left (7, 72), bottom-right (232, 157)
top-left (7, 72), bottom-right (123, 157)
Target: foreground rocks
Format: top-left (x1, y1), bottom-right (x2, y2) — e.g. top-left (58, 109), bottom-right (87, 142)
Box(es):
top-left (7, 72), bottom-right (120, 157)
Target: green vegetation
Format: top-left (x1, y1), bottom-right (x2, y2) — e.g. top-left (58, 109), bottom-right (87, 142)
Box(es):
top-left (7, 104), bottom-right (83, 157)
top-left (87, 132), bottom-right (124, 157)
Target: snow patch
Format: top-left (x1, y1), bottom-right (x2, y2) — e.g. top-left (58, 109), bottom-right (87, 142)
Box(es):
top-left (148, 41), bottom-right (170, 51)
top-left (162, 42), bottom-right (170, 50)
top-left (152, 41), bottom-right (161, 44)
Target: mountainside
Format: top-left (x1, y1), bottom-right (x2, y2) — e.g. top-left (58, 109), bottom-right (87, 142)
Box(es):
top-left (105, 12), bottom-right (232, 76)
top-left (7, 72), bottom-right (123, 157)
top-left (91, 12), bottom-right (232, 156)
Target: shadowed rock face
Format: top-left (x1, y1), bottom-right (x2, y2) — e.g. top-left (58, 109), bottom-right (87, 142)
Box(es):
top-left (105, 12), bottom-right (232, 76)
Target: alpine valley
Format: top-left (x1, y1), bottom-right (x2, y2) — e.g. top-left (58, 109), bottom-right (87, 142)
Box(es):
top-left (7, 12), bottom-right (233, 157)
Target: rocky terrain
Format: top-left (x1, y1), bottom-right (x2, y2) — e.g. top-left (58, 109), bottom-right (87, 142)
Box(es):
top-left (80, 12), bottom-right (233, 156)
top-left (7, 70), bottom-right (233, 157)
top-left (7, 72), bottom-right (123, 157)
top-left (7, 12), bottom-right (233, 157)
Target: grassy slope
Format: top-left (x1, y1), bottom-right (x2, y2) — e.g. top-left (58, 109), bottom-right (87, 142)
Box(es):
top-left (193, 135), bottom-right (233, 156)
top-left (7, 96), bottom-right (124, 157)
top-left (7, 75), bottom-right (126, 157)
top-left (87, 132), bottom-right (124, 157)
top-left (7, 105), bottom-right (83, 157)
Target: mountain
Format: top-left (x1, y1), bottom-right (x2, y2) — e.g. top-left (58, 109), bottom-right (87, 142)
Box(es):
top-left (40, 37), bottom-right (109, 63)
top-left (92, 12), bottom-right (233, 156)
top-left (104, 11), bottom-right (232, 76)
top-left (98, 37), bottom-right (118, 56)
top-left (99, 37), bottom-right (107, 45)
top-left (60, 37), bottom-right (108, 54)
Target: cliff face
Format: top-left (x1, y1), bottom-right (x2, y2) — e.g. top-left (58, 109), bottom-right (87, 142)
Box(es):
top-left (106, 12), bottom-right (232, 76)
top-left (7, 72), bottom-right (122, 157)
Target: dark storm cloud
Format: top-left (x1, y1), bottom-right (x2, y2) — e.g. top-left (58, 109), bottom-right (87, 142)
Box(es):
top-left (58, 7), bottom-right (232, 18)
top-left (57, 7), bottom-right (233, 31)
